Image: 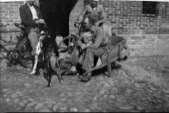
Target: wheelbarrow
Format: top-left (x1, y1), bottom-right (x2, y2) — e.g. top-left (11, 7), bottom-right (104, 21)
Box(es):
top-left (82, 34), bottom-right (130, 77)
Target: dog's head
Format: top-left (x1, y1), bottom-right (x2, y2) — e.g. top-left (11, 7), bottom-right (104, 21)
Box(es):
top-left (46, 42), bottom-right (59, 58)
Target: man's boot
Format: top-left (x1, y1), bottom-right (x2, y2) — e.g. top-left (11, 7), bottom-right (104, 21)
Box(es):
top-left (111, 62), bottom-right (121, 69)
top-left (80, 72), bottom-right (92, 82)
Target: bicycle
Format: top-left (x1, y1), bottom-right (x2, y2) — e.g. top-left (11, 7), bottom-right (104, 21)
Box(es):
top-left (58, 19), bottom-right (86, 54)
top-left (53, 20), bottom-right (87, 77)
top-left (1, 22), bottom-right (47, 69)
top-left (5, 22), bottom-right (34, 69)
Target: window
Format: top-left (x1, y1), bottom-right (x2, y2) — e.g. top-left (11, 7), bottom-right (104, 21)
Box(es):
top-left (142, 1), bottom-right (158, 16)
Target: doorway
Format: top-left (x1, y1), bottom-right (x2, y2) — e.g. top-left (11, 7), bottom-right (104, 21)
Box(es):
top-left (39, 0), bottom-right (78, 46)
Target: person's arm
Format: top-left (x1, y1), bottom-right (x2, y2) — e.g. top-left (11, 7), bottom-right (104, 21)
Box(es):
top-left (34, 5), bottom-right (45, 24)
top-left (90, 28), bottom-right (104, 48)
top-left (19, 6), bottom-right (36, 27)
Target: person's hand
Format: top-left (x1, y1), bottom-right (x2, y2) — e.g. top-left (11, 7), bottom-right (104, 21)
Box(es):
top-left (95, 22), bottom-right (100, 26)
top-left (74, 22), bottom-right (79, 28)
top-left (75, 21), bottom-right (81, 28)
top-left (38, 19), bottom-right (45, 24)
top-left (35, 19), bottom-right (40, 24)
top-left (35, 19), bottom-right (45, 24)
top-left (95, 21), bottom-right (102, 26)
top-left (86, 41), bottom-right (92, 47)
top-left (81, 44), bottom-right (86, 50)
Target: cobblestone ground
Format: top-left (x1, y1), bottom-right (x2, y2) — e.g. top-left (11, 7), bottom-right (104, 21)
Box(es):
top-left (0, 56), bottom-right (169, 112)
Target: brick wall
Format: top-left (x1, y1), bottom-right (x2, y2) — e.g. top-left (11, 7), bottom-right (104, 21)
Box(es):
top-left (0, 0), bottom-right (169, 56)
top-left (0, 1), bottom-right (24, 52)
top-left (0, 1), bottom-right (24, 31)
top-left (101, 0), bottom-right (169, 35)
top-left (100, 0), bottom-right (169, 56)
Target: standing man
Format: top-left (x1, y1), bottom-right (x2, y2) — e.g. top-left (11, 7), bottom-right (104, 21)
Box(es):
top-left (19, 0), bottom-right (45, 57)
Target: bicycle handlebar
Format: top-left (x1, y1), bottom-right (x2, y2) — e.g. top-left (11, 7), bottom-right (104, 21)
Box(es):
top-left (14, 22), bottom-right (25, 30)
top-left (13, 21), bottom-right (47, 31)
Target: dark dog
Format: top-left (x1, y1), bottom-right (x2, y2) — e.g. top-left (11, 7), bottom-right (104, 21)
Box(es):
top-left (33, 35), bottom-right (63, 87)
top-left (42, 41), bottom-right (63, 87)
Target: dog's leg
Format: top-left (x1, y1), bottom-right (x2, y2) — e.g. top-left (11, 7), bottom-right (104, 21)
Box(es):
top-left (47, 74), bottom-right (52, 87)
top-left (56, 59), bottom-right (63, 82)
top-left (43, 70), bottom-right (52, 87)
top-left (30, 41), bottom-right (41, 75)
top-left (54, 68), bottom-right (63, 83)
top-left (50, 55), bottom-right (63, 82)
top-left (30, 54), bottom-right (38, 75)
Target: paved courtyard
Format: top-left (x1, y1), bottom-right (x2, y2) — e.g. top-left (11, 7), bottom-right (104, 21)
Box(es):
top-left (0, 56), bottom-right (169, 112)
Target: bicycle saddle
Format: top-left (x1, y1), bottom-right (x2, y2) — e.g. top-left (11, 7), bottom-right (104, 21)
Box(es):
top-left (14, 22), bottom-right (25, 30)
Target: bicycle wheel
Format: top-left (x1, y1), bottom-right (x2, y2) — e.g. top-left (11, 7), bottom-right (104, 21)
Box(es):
top-left (17, 36), bottom-right (33, 69)
top-left (8, 36), bottom-right (33, 69)
top-left (0, 44), bottom-right (12, 60)
top-left (17, 50), bottom-right (34, 69)
top-left (58, 35), bottom-right (76, 54)
top-left (19, 57), bottom-right (33, 69)
top-left (6, 50), bottom-right (19, 67)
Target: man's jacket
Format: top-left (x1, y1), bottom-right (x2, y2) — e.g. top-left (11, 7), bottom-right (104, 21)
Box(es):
top-left (19, 3), bottom-right (43, 34)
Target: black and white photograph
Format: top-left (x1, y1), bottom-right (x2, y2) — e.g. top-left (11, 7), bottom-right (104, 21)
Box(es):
top-left (0, 0), bottom-right (169, 112)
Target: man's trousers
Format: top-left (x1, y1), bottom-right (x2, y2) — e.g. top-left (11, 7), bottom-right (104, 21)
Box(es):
top-left (28, 27), bottom-right (39, 55)
top-left (82, 47), bottom-right (107, 71)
